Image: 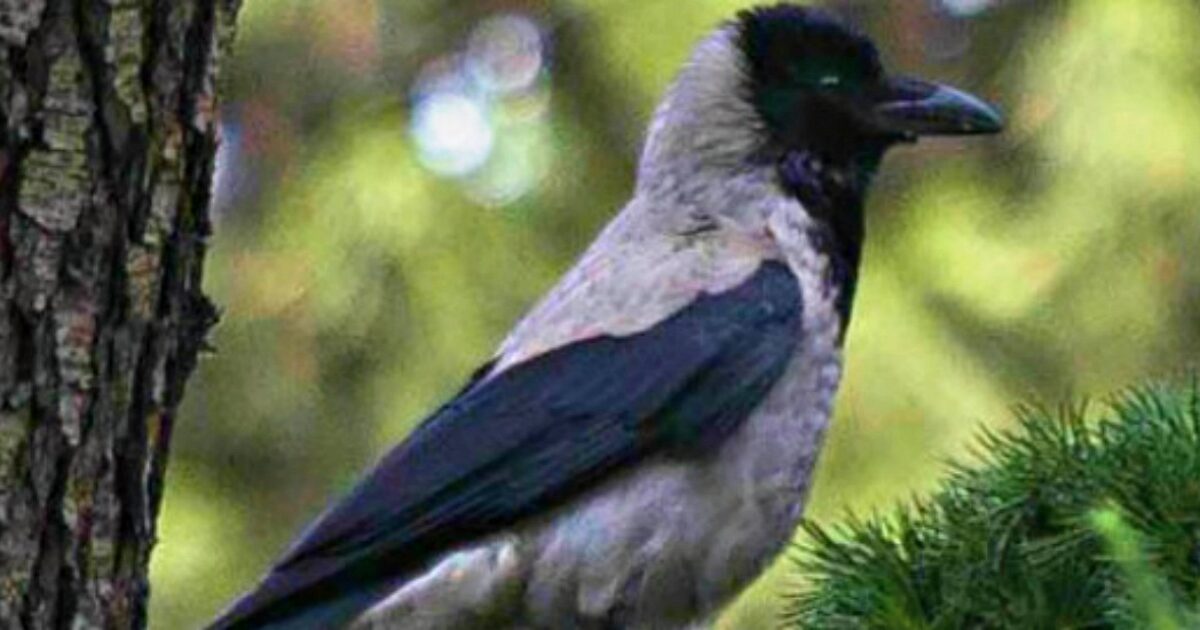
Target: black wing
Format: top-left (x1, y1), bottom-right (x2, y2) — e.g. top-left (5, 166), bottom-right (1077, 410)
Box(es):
top-left (212, 260), bottom-right (803, 629)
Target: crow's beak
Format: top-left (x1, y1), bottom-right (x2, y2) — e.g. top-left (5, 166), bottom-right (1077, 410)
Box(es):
top-left (868, 76), bottom-right (1004, 139)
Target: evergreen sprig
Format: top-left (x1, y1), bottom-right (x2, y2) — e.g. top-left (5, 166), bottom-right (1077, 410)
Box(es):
top-left (786, 384), bottom-right (1200, 629)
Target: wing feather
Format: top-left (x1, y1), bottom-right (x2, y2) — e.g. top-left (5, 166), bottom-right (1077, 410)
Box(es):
top-left (211, 260), bottom-right (802, 629)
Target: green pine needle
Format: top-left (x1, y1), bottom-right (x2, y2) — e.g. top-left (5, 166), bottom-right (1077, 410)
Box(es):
top-left (785, 384), bottom-right (1200, 629)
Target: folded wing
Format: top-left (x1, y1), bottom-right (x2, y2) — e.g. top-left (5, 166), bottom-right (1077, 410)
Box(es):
top-left (211, 260), bottom-right (803, 629)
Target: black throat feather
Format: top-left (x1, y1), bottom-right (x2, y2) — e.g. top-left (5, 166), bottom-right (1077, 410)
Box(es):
top-left (776, 149), bottom-right (878, 327)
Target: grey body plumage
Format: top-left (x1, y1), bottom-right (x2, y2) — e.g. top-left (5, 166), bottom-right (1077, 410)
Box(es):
top-left (352, 28), bottom-right (844, 629)
top-left (212, 6), bottom-right (1002, 629)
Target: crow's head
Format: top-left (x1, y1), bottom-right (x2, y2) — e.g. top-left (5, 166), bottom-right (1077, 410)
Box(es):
top-left (736, 4), bottom-right (1003, 162)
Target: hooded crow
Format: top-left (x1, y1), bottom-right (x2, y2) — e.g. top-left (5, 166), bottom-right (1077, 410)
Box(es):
top-left (212, 5), bottom-right (1002, 629)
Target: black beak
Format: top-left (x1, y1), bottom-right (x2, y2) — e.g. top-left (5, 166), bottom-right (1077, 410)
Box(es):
top-left (867, 76), bottom-right (1004, 139)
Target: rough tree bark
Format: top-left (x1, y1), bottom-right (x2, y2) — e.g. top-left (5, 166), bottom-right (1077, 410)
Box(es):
top-left (0, 0), bottom-right (239, 627)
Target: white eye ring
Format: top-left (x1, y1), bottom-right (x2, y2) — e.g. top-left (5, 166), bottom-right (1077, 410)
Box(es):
top-left (819, 75), bottom-right (841, 87)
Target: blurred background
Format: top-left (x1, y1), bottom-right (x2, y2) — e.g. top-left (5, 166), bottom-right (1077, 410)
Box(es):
top-left (149, 0), bottom-right (1200, 627)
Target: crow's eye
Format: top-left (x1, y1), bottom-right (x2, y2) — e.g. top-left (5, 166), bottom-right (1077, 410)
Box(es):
top-left (787, 56), bottom-right (861, 91)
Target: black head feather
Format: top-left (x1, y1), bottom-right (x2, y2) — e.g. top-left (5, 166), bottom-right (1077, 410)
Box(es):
top-left (738, 5), bottom-right (882, 90)
top-left (735, 4), bottom-right (889, 160)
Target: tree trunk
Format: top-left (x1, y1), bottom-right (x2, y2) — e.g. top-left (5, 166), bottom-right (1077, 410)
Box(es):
top-left (0, 0), bottom-right (239, 626)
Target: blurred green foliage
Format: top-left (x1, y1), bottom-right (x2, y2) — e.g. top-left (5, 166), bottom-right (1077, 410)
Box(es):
top-left (787, 384), bottom-right (1200, 628)
top-left (1091, 507), bottom-right (1195, 630)
top-left (148, 0), bottom-right (1200, 627)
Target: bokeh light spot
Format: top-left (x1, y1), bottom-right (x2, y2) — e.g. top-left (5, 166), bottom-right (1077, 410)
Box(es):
top-left (467, 14), bottom-right (545, 95)
top-left (408, 12), bottom-right (552, 204)
top-left (940, 0), bottom-right (996, 17)
top-left (411, 92), bottom-right (494, 176)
